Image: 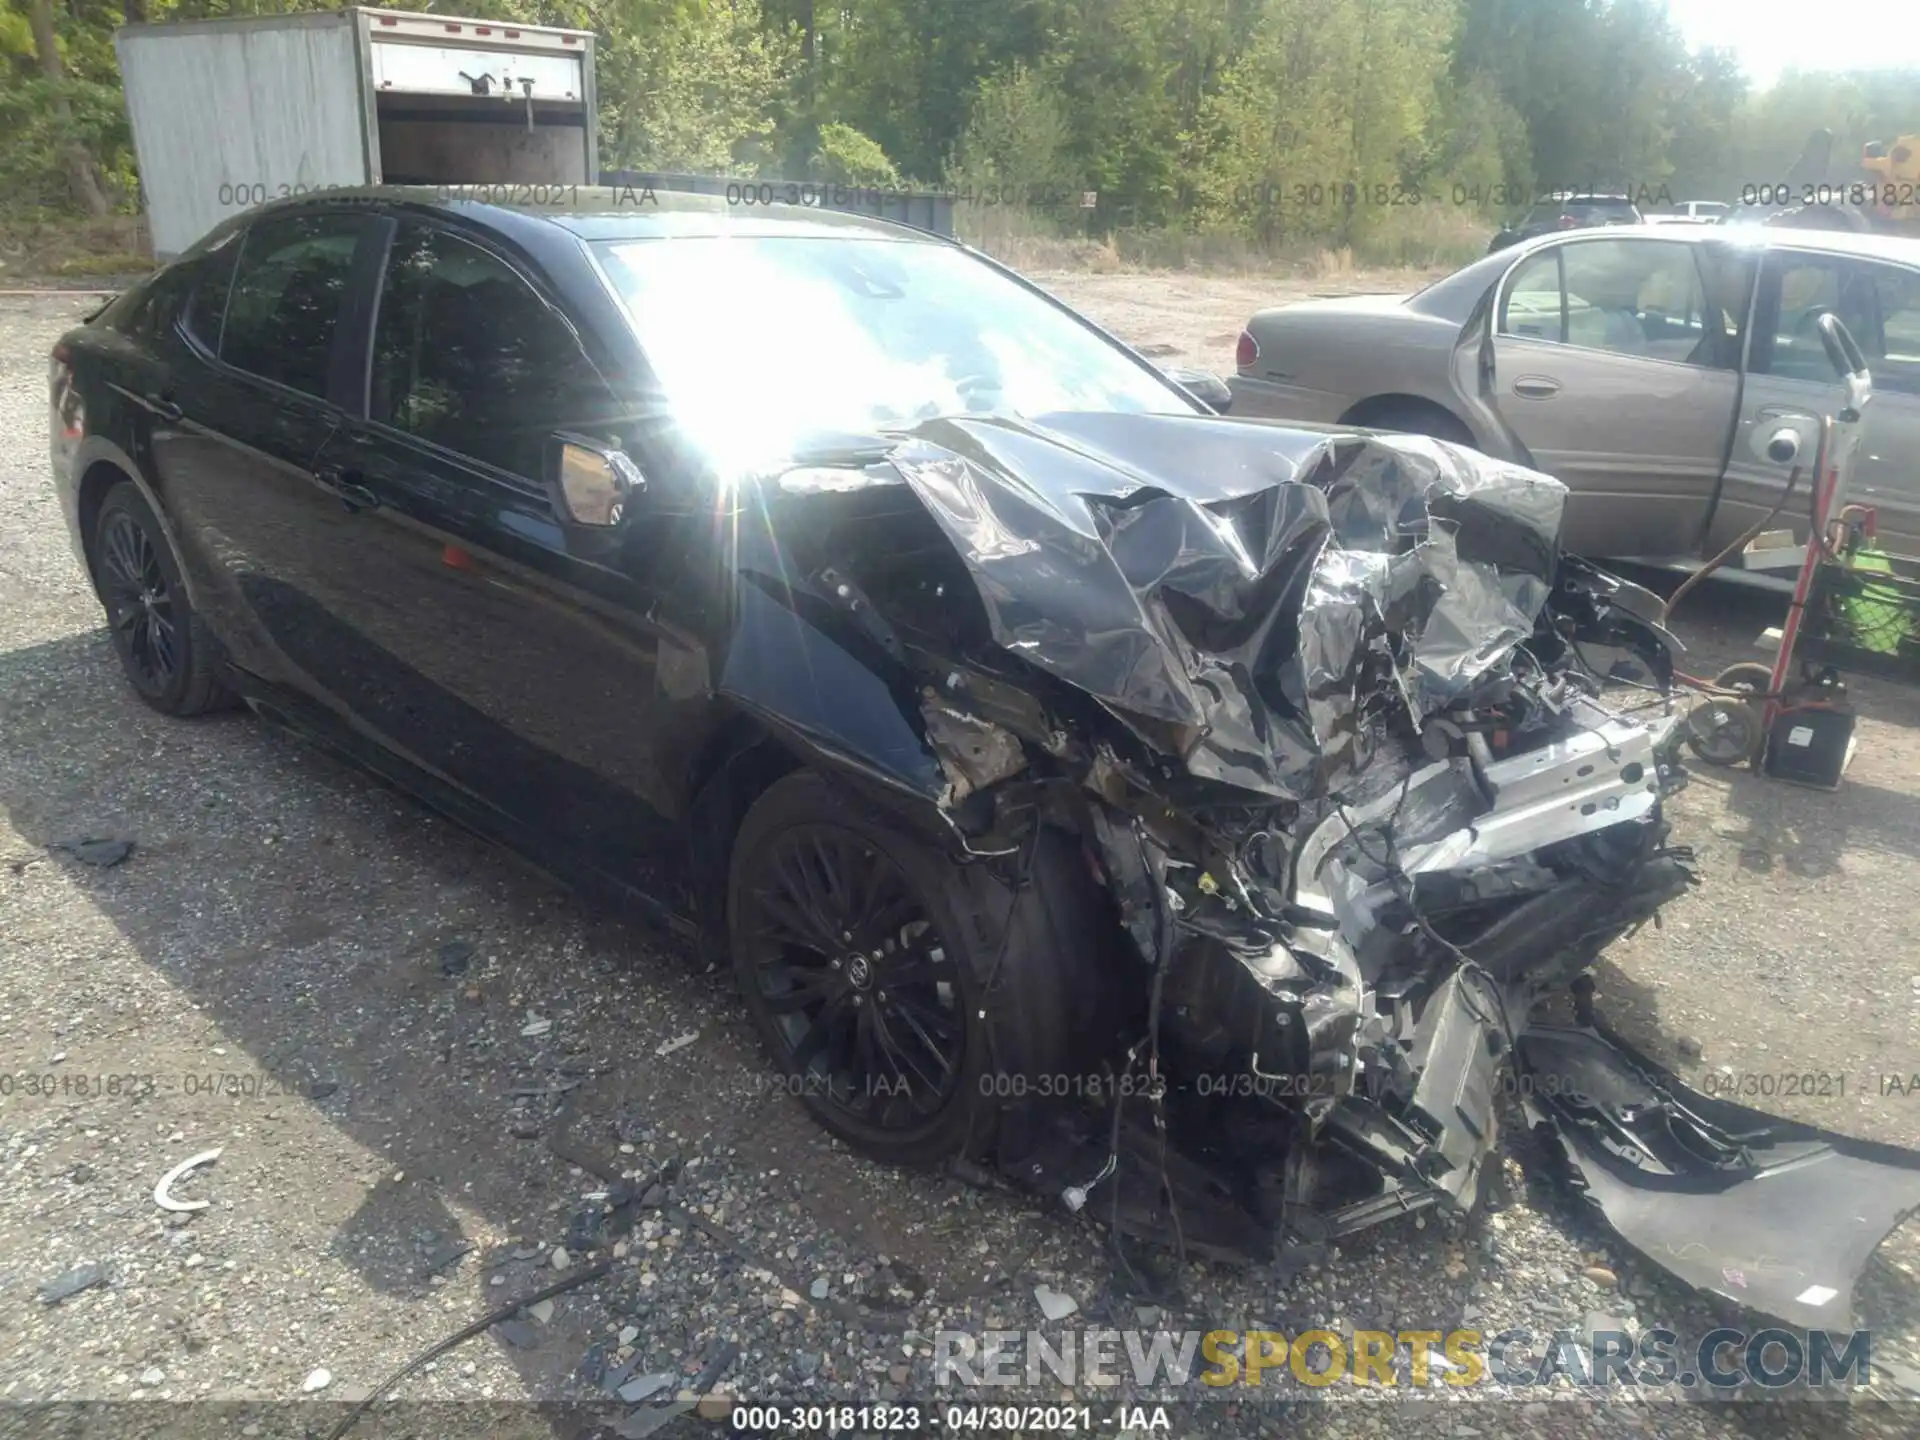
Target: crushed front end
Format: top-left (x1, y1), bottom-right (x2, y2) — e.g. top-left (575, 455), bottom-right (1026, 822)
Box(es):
top-left (748, 411), bottom-right (1918, 1325)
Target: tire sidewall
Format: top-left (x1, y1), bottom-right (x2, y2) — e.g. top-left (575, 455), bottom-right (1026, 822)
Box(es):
top-left (93, 483), bottom-right (195, 711)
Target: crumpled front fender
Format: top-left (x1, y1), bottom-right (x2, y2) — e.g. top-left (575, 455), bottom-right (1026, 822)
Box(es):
top-left (716, 576), bottom-right (949, 808)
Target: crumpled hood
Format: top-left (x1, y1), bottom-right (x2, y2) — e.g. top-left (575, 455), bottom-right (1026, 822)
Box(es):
top-left (884, 411), bottom-right (1569, 799)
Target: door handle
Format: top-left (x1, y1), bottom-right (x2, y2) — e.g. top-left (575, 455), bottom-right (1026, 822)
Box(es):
top-left (1511, 376), bottom-right (1561, 399)
top-left (314, 465), bottom-right (378, 514)
top-left (145, 392), bottom-right (182, 422)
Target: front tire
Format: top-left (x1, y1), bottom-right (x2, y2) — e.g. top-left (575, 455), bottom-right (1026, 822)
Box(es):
top-left (89, 482), bottom-right (236, 717)
top-left (727, 770), bottom-right (1106, 1165)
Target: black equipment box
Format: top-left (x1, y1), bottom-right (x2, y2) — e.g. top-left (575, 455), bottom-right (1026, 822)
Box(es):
top-left (1763, 703), bottom-right (1856, 789)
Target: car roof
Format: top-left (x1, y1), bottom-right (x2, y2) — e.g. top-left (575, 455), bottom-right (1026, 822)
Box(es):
top-left (190, 184), bottom-right (944, 256)
top-left (1747, 227), bottom-right (1920, 265)
top-left (1504, 222), bottom-right (1920, 267)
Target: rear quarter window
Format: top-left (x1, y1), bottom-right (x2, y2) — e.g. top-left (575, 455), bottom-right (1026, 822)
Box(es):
top-left (183, 239), bottom-right (242, 352)
top-left (116, 263), bottom-right (207, 349)
top-left (93, 282), bottom-right (153, 332)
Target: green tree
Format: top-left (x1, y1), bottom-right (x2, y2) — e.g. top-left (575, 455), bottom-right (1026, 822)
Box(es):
top-left (947, 62), bottom-right (1075, 200)
top-left (1186, 0), bottom-right (1456, 245)
top-left (1665, 46), bottom-right (1747, 199)
top-left (2, 0), bottom-right (1906, 262)
top-left (4, 0), bottom-right (128, 212)
top-left (1042, 0), bottom-right (1185, 225)
top-left (1422, 68), bottom-right (1534, 209)
top-left (815, 0), bottom-right (1054, 182)
top-left (592, 0), bottom-right (800, 172)
top-left (1728, 67), bottom-right (1920, 198)
top-left (809, 121), bottom-right (901, 186)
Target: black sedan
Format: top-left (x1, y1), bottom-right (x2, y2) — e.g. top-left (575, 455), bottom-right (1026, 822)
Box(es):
top-left (51, 190), bottom-right (1920, 1316)
top-left (1486, 192), bottom-right (1644, 252)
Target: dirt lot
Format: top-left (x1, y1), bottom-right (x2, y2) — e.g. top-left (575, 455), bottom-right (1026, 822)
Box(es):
top-left (3, 269), bottom-right (1920, 1439)
top-left (1031, 266), bottom-right (1442, 376)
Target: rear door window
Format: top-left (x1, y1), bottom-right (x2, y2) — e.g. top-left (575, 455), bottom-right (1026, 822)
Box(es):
top-left (183, 238), bottom-right (241, 352)
top-left (219, 213), bottom-right (368, 398)
top-left (369, 223), bottom-right (619, 482)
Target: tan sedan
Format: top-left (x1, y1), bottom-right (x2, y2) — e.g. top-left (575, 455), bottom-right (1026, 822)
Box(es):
top-left (1229, 227), bottom-right (1920, 562)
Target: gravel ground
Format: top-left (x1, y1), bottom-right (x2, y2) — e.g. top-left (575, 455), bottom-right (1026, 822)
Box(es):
top-left (3, 278), bottom-right (1920, 1440)
top-left (1031, 266), bottom-right (1444, 377)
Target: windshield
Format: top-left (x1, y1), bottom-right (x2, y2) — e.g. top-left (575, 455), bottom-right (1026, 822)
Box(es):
top-left (591, 234), bottom-right (1196, 475)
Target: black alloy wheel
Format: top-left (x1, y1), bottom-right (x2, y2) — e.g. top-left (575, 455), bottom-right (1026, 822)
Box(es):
top-left (728, 769), bottom-right (1112, 1166)
top-left (99, 507), bottom-right (180, 695)
top-left (737, 819), bottom-right (967, 1142)
top-left (90, 482), bottom-right (236, 716)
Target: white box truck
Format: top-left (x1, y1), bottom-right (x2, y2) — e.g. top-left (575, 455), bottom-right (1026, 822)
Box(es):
top-left (115, 6), bottom-right (597, 258)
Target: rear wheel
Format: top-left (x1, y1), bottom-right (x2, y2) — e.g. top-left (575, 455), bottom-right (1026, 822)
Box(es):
top-left (727, 770), bottom-right (1104, 1165)
top-left (90, 482), bottom-right (236, 717)
top-left (1350, 401), bottom-right (1475, 448)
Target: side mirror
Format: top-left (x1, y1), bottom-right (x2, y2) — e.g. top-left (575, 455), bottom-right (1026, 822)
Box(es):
top-left (1161, 364), bottom-right (1233, 414)
top-left (1814, 312), bottom-right (1872, 422)
top-left (548, 434), bottom-right (644, 527)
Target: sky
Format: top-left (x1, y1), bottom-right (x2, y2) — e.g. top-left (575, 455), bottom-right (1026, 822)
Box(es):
top-left (1665, 0), bottom-right (1920, 86)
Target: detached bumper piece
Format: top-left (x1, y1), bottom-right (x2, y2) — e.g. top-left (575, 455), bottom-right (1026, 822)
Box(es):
top-left (1522, 1024), bottom-right (1920, 1330)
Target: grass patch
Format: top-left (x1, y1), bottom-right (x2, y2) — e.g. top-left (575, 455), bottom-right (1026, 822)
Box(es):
top-left (0, 211), bottom-right (153, 283)
top-left (960, 200), bottom-right (1491, 275)
top-left (54, 251), bottom-right (154, 278)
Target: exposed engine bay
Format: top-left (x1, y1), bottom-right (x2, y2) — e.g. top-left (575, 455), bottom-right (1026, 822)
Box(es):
top-left (734, 412), bottom-right (1920, 1329)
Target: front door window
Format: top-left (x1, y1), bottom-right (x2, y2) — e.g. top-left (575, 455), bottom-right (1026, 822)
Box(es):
top-left (370, 224), bottom-right (620, 482)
